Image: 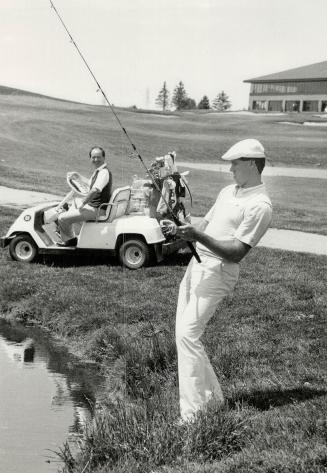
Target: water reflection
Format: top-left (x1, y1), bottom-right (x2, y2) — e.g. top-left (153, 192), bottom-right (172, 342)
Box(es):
top-left (0, 320), bottom-right (104, 473)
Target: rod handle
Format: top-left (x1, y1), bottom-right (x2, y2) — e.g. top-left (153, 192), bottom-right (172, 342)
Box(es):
top-left (172, 216), bottom-right (201, 263)
top-left (187, 241), bottom-right (201, 263)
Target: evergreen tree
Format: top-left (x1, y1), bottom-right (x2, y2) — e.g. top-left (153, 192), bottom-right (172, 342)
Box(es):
top-left (198, 95), bottom-right (210, 109)
top-left (155, 81), bottom-right (170, 111)
top-left (172, 81), bottom-right (188, 110)
top-left (183, 97), bottom-right (196, 109)
top-left (212, 90), bottom-right (231, 111)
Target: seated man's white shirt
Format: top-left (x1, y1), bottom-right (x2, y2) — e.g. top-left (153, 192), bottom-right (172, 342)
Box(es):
top-left (88, 163), bottom-right (110, 191)
top-left (197, 183), bottom-right (272, 259)
top-left (84, 163), bottom-right (110, 210)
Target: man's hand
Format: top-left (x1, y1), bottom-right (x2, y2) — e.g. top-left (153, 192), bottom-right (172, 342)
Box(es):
top-left (160, 219), bottom-right (177, 236)
top-left (175, 224), bottom-right (198, 241)
top-left (177, 223), bottom-right (251, 263)
top-left (78, 188), bottom-right (99, 209)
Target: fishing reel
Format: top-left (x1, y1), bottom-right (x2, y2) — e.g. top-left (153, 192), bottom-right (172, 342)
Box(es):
top-left (160, 219), bottom-right (177, 237)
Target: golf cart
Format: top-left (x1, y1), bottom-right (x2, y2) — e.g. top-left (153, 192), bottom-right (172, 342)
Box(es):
top-left (1, 155), bottom-right (192, 269)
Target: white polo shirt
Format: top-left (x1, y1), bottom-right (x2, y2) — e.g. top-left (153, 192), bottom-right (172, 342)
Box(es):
top-left (197, 183), bottom-right (272, 259)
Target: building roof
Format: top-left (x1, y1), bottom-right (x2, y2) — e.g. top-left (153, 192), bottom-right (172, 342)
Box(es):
top-left (244, 61), bottom-right (327, 83)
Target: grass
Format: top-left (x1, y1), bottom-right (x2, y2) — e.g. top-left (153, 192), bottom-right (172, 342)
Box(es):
top-left (0, 206), bottom-right (326, 472)
top-left (0, 92), bottom-right (326, 471)
top-left (0, 93), bottom-right (326, 234)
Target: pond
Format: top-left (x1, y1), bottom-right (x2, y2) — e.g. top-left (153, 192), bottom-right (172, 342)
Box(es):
top-left (0, 320), bottom-right (104, 473)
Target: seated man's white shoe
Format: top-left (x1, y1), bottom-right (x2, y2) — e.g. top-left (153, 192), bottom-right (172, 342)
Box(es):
top-left (56, 237), bottom-right (78, 247)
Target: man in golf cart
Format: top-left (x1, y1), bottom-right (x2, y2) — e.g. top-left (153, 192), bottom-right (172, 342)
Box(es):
top-left (57, 146), bottom-right (112, 246)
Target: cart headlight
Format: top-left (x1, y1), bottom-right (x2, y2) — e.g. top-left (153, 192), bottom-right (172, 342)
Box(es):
top-left (24, 215), bottom-right (31, 222)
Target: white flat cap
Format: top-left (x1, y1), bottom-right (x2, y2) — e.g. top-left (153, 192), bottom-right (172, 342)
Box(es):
top-left (221, 138), bottom-right (266, 161)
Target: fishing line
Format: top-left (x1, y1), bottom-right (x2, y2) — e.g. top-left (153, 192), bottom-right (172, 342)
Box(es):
top-left (49, 0), bottom-right (201, 263)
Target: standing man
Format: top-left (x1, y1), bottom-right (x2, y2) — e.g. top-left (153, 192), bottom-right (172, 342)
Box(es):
top-left (175, 138), bottom-right (272, 422)
top-left (57, 146), bottom-right (112, 246)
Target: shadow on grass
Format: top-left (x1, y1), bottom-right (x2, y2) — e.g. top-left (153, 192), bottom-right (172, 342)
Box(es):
top-left (40, 251), bottom-right (119, 268)
top-left (37, 249), bottom-right (192, 269)
top-left (230, 386), bottom-right (327, 411)
top-left (159, 250), bottom-right (192, 267)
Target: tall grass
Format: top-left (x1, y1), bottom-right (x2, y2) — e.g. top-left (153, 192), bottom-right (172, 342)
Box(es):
top-left (58, 398), bottom-right (249, 473)
top-left (1, 202), bottom-right (327, 471)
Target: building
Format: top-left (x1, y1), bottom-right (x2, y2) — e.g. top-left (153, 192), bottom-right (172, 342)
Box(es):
top-left (244, 61), bottom-right (327, 112)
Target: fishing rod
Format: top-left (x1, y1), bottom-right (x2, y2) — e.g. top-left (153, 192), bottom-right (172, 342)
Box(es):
top-left (49, 0), bottom-right (201, 263)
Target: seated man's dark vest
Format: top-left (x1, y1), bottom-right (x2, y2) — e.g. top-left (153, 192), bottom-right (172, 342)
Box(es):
top-left (88, 166), bottom-right (112, 208)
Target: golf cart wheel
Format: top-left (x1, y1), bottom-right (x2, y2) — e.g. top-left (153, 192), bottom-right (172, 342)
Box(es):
top-left (119, 238), bottom-right (150, 270)
top-left (9, 235), bottom-right (38, 263)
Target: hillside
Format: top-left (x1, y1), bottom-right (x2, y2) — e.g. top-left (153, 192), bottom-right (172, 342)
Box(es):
top-left (0, 84), bottom-right (50, 98)
top-left (0, 88), bottom-right (326, 174)
top-left (0, 88), bottom-right (326, 234)
top-left (0, 88), bottom-right (326, 473)
top-left (0, 84), bottom-right (84, 104)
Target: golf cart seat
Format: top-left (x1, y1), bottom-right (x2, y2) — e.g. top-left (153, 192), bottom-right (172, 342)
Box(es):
top-left (96, 186), bottom-right (131, 223)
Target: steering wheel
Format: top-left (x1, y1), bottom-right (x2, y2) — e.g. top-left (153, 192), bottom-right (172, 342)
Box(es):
top-left (66, 172), bottom-right (89, 196)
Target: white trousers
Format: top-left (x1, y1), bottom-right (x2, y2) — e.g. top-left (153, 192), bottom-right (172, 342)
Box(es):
top-left (176, 255), bottom-right (239, 420)
top-left (58, 206), bottom-right (98, 241)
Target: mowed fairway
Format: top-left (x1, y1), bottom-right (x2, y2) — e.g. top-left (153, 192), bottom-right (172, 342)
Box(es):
top-left (0, 91), bottom-right (326, 234)
top-left (0, 91), bottom-right (327, 472)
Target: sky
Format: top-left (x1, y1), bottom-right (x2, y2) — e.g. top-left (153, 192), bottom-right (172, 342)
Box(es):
top-left (1, 0), bottom-right (327, 110)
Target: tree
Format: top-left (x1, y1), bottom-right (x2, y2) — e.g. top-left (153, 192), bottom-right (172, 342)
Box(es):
top-left (212, 91), bottom-right (231, 111)
top-left (198, 95), bottom-right (210, 109)
top-left (171, 81), bottom-right (197, 110)
top-left (155, 81), bottom-right (170, 111)
top-left (172, 81), bottom-right (188, 110)
top-left (183, 97), bottom-right (196, 109)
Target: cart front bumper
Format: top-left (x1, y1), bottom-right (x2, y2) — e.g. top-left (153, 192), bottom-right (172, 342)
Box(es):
top-left (0, 236), bottom-right (10, 248)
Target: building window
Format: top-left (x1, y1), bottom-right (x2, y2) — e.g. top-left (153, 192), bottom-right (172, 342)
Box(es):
top-left (303, 101), bottom-right (318, 112)
top-left (321, 101), bottom-right (327, 112)
top-left (252, 100), bottom-right (267, 111)
top-left (251, 81), bottom-right (327, 95)
top-left (252, 82), bottom-right (297, 94)
top-left (285, 100), bottom-right (300, 112)
top-left (268, 100), bottom-right (283, 112)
